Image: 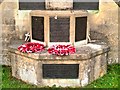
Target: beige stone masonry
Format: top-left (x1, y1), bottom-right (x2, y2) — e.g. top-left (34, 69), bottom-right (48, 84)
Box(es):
top-left (30, 10), bottom-right (89, 46)
top-left (45, 0), bottom-right (73, 10)
top-left (9, 40), bottom-right (110, 87)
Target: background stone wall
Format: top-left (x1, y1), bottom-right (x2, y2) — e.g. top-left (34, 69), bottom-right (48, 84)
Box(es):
top-left (89, 0), bottom-right (119, 64)
top-left (0, 0), bottom-right (119, 65)
top-left (15, 10), bottom-right (31, 40)
top-left (0, 0), bottom-right (17, 65)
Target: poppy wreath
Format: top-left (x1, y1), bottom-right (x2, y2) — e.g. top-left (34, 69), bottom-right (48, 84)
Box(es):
top-left (48, 44), bottom-right (76, 56)
top-left (18, 42), bottom-right (45, 53)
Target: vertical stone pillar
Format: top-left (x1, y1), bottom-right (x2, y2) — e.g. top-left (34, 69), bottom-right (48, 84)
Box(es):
top-left (1, 0), bottom-right (18, 65)
top-left (15, 10), bottom-right (31, 39)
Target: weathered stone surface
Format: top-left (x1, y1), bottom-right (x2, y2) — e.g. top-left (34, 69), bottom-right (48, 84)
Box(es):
top-left (9, 40), bottom-right (110, 60)
top-left (100, 53), bottom-right (107, 66)
top-left (2, 2), bottom-right (17, 10)
top-left (11, 53), bottom-right (38, 85)
top-left (10, 53), bottom-right (20, 78)
top-left (46, 0), bottom-right (73, 10)
top-left (79, 60), bottom-right (89, 87)
top-left (15, 10), bottom-right (31, 39)
top-left (0, 0), bottom-right (18, 66)
top-left (2, 10), bottom-right (15, 25)
top-left (89, 0), bottom-right (119, 64)
top-left (94, 55), bottom-right (102, 80)
top-left (2, 53), bottom-right (11, 65)
top-left (99, 65), bottom-right (107, 77)
top-left (9, 40), bottom-right (109, 87)
top-left (88, 59), bottom-right (95, 83)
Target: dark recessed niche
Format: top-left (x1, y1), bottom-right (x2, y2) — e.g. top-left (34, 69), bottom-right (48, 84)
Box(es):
top-left (19, 0), bottom-right (45, 10)
top-left (73, 0), bottom-right (99, 10)
top-left (75, 17), bottom-right (87, 42)
top-left (32, 16), bottom-right (44, 41)
top-left (43, 64), bottom-right (79, 79)
top-left (50, 17), bottom-right (70, 42)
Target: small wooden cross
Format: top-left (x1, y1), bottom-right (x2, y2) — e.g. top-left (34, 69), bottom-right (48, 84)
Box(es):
top-left (25, 33), bottom-right (30, 41)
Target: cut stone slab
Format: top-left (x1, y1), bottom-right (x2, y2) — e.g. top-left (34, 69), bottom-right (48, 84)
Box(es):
top-left (45, 0), bottom-right (73, 10)
top-left (9, 40), bottom-right (110, 87)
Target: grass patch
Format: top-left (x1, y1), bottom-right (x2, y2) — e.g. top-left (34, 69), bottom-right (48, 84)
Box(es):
top-left (1, 64), bottom-right (120, 89)
top-left (85, 64), bottom-right (120, 88)
top-left (0, 65), bottom-right (2, 89)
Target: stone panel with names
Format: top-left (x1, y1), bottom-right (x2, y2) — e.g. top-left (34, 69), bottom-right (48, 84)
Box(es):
top-left (19, 0), bottom-right (45, 10)
top-left (73, 0), bottom-right (99, 10)
top-left (50, 17), bottom-right (70, 42)
top-left (75, 17), bottom-right (87, 42)
top-left (43, 64), bottom-right (79, 79)
top-left (32, 16), bottom-right (44, 41)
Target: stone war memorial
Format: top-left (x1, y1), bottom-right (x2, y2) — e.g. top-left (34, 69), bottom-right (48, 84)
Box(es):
top-left (0, 0), bottom-right (119, 88)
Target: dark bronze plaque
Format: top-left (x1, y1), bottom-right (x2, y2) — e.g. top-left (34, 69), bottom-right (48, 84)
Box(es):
top-left (32, 16), bottom-right (44, 41)
top-left (73, 0), bottom-right (99, 10)
top-left (43, 64), bottom-right (79, 79)
top-left (19, 0), bottom-right (45, 10)
top-left (50, 17), bottom-right (70, 42)
top-left (75, 17), bottom-right (87, 42)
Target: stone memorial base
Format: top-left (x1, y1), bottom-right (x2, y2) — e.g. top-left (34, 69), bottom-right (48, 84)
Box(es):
top-left (8, 40), bottom-right (110, 87)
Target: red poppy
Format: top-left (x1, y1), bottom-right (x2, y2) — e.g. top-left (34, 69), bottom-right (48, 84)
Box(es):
top-left (48, 44), bottom-right (76, 56)
top-left (18, 42), bottom-right (45, 53)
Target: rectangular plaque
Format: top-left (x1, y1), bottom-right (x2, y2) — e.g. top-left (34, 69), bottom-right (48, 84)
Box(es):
top-left (73, 0), bottom-right (99, 10)
top-left (19, 0), bottom-right (45, 10)
top-left (75, 17), bottom-right (87, 42)
top-left (43, 64), bottom-right (79, 79)
top-left (50, 17), bottom-right (70, 42)
top-left (32, 16), bottom-right (44, 41)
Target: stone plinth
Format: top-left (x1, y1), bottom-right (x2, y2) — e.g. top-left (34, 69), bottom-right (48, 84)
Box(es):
top-left (9, 40), bottom-right (110, 87)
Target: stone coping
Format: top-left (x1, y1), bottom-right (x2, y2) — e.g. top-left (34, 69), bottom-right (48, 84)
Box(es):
top-left (8, 40), bottom-right (110, 60)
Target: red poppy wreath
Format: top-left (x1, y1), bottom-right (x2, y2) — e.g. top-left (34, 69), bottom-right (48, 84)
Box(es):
top-left (48, 44), bottom-right (76, 56)
top-left (18, 42), bottom-right (45, 53)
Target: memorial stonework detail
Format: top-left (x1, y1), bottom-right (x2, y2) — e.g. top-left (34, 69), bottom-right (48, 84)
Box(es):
top-left (32, 16), bottom-right (44, 41)
top-left (75, 17), bottom-right (87, 41)
top-left (9, 40), bottom-right (109, 87)
top-left (43, 64), bottom-right (79, 79)
top-left (46, 0), bottom-right (73, 10)
top-left (50, 17), bottom-right (70, 42)
top-left (0, 0), bottom-right (119, 88)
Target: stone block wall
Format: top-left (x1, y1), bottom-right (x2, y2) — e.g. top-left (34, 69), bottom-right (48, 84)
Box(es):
top-left (89, 0), bottom-right (119, 64)
top-left (15, 10), bottom-right (31, 40)
top-left (0, 0), bottom-right (17, 65)
top-left (0, 0), bottom-right (31, 65)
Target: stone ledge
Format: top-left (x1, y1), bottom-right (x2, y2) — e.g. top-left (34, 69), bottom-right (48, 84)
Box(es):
top-left (8, 40), bottom-right (110, 60)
